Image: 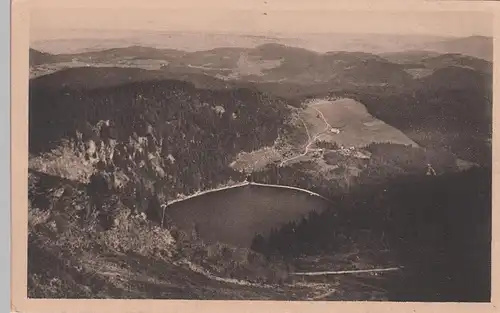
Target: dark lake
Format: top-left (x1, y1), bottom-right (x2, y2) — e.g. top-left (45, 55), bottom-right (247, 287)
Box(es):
top-left (165, 185), bottom-right (332, 247)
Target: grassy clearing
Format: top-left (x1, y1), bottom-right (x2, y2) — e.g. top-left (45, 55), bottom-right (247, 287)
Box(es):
top-left (303, 99), bottom-right (418, 148)
top-left (230, 147), bottom-right (282, 173)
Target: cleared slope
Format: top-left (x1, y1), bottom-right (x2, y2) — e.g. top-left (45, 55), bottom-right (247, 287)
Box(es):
top-left (301, 99), bottom-right (418, 148)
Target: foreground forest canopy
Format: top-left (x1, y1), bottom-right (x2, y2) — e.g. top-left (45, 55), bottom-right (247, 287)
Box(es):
top-left (28, 39), bottom-right (492, 301)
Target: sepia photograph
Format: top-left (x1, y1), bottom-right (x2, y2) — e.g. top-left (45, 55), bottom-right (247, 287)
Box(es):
top-left (13, 0), bottom-right (496, 308)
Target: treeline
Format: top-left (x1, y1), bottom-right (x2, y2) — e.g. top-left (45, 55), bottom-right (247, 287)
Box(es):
top-left (251, 166), bottom-right (491, 301)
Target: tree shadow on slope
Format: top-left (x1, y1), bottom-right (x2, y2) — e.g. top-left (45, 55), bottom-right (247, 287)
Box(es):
top-left (385, 168), bottom-right (491, 302)
top-left (254, 167), bottom-right (491, 302)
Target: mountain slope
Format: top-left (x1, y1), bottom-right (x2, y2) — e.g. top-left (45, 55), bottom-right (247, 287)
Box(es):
top-left (422, 36), bottom-right (493, 61)
top-left (257, 166), bottom-right (491, 301)
top-left (419, 65), bottom-right (492, 90)
top-left (335, 66), bottom-right (492, 165)
top-left (382, 51), bottom-right (492, 74)
top-left (30, 48), bottom-right (57, 66)
top-left (419, 54), bottom-right (492, 73)
top-left (33, 46), bottom-right (186, 64)
top-left (30, 76), bottom-right (293, 198)
top-left (242, 45), bottom-right (415, 87)
top-left (27, 170), bottom-right (327, 299)
top-left (30, 44), bottom-right (415, 88)
top-left (29, 67), bottom-right (237, 91)
top-left (381, 50), bottom-right (441, 64)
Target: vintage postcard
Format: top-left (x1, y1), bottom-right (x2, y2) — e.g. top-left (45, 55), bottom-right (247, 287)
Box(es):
top-left (11, 0), bottom-right (499, 312)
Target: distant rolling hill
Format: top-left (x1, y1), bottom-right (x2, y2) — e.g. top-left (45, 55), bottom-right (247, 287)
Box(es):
top-left (64, 45), bottom-right (186, 62)
top-left (30, 48), bottom-right (57, 66)
top-left (250, 43), bottom-right (320, 61)
top-left (29, 67), bottom-right (236, 91)
top-left (419, 65), bottom-right (492, 90)
top-left (423, 36), bottom-right (493, 62)
top-left (168, 47), bottom-right (250, 68)
top-left (381, 50), bottom-right (442, 64)
top-left (31, 45), bottom-right (186, 64)
top-left (29, 43), bottom-right (416, 93)
top-left (29, 44), bottom-right (415, 87)
top-left (421, 54), bottom-right (492, 73)
top-left (31, 32), bottom-right (485, 58)
top-left (242, 45), bottom-right (414, 87)
top-left (30, 40), bottom-right (491, 86)
top-left (175, 44), bottom-right (416, 87)
top-left (382, 51), bottom-right (492, 74)
top-left (381, 36), bottom-right (493, 63)
top-left (29, 67), bottom-right (167, 90)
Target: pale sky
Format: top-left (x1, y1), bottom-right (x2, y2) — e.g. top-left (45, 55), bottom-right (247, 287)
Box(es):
top-left (29, 0), bottom-right (494, 41)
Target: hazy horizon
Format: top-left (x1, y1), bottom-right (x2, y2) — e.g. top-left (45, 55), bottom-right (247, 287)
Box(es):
top-left (30, 4), bottom-right (493, 41)
top-left (28, 1), bottom-right (493, 55)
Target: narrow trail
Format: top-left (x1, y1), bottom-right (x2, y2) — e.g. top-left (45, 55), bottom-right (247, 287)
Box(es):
top-left (178, 260), bottom-right (348, 300)
top-left (312, 106), bottom-right (334, 131)
top-left (279, 106), bottom-right (333, 167)
top-left (176, 259), bottom-right (275, 289)
top-left (300, 117), bottom-right (312, 143)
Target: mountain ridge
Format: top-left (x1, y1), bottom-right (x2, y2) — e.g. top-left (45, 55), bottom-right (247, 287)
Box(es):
top-left (30, 35), bottom-right (493, 66)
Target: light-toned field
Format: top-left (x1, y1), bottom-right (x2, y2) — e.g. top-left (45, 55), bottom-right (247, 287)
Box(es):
top-left (230, 98), bottom-right (418, 172)
top-left (404, 68), bottom-right (434, 79)
top-left (230, 147), bottom-right (282, 172)
top-left (303, 99), bottom-right (419, 149)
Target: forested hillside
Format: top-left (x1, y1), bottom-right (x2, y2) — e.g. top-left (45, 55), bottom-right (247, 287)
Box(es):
top-left (252, 166), bottom-right (491, 301)
top-left (30, 48), bottom-right (56, 66)
top-left (29, 67), bottom-right (237, 91)
top-left (30, 77), bottom-right (292, 206)
top-left (334, 66), bottom-right (492, 165)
